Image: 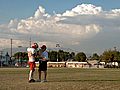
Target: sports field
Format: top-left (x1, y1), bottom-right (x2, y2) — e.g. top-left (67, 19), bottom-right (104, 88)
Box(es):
top-left (0, 68), bottom-right (120, 90)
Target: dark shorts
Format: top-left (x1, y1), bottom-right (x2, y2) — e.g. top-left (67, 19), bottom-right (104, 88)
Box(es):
top-left (38, 60), bottom-right (47, 71)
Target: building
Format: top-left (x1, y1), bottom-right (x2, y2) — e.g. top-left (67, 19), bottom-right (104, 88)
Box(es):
top-left (47, 61), bottom-right (105, 68)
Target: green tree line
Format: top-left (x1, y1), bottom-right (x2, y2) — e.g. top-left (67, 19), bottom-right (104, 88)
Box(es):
top-left (13, 49), bottom-right (120, 63)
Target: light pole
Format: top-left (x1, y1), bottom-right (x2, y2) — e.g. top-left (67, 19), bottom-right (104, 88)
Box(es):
top-left (56, 44), bottom-right (60, 62)
top-left (0, 51), bottom-right (3, 68)
top-left (10, 38), bottom-right (12, 65)
top-left (18, 46), bottom-right (22, 66)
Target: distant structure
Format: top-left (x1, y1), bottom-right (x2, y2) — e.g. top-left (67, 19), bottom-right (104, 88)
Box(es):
top-left (0, 52), bottom-right (10, 67)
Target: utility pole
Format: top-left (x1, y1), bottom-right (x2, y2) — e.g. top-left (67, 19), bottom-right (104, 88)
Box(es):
top-left (114, 46), bottom-right (118, 67)
top-left (56, 44), bottom-right (60, 62)
top-left (10, 39), bottom-right (12, 57)
top-left (10, 39), bottom-right (12, 65)
top-left (0, 51), bottom-right (3, 68)
top-left (18, 46), bottom-right (22, 66)
top-left (114, 47), bottom-right (117, 51)
top-left (29, 37), bottom-right (31, 47)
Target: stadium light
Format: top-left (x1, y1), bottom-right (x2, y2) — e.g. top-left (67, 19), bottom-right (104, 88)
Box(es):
top-left (56, 44), bottom-right (60, 62)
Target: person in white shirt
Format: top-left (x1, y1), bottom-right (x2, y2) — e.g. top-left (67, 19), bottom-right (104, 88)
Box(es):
top-left (37, 45), bottom-right (48, 82)
top-left (27, 43), bottom-right (38, 83)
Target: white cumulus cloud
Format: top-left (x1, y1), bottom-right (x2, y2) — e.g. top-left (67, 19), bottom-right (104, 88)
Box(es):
top-left (62, 4), bottom-right (102, 16)
top-left (34, 6), bottom-right (51, 19)
top-left (0, 4), bottom-right (120, 54)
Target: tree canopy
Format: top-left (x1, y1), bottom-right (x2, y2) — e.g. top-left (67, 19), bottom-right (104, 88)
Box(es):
top-left (75, 52), bottom-right (86, 62)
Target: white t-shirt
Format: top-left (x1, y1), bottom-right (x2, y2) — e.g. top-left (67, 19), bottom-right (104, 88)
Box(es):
top-left (27, 48), bottom-right (35, 62)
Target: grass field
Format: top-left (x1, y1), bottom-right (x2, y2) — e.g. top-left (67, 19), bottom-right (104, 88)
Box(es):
top-left (0, 68), bottom-right (120, 90)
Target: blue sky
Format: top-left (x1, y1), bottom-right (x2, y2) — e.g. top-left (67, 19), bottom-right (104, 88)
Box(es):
top-left (0, 0), bottom-right (120, 55)
top-left (0, 0), bottom-right (120, 24)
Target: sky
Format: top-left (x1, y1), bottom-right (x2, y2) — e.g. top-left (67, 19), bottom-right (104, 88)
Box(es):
top-left (0, 0), bottom-right (120, 55)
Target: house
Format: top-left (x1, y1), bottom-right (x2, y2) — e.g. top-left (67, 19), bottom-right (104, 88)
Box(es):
top-left (46, 60), bottom-right (105, 68)
top-left (66, 62), bottom-right (90, 68)
top-left (88, 60), bottom-right (105, 68)
top-left (47, 62), bottom-right (66, 67)
top-left (47, 61), bottom-right (91, 68)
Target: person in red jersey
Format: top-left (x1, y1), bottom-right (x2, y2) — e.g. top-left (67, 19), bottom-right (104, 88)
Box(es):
top-left (27, 43), bottom-right (38, 83)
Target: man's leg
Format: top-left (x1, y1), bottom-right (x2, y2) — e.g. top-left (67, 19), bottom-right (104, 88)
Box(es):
top-left (43, 70), bottom-right (47, 81)
top-left (31, 69), bottom-right (35, 80)
top-left (29, 70), bottom-right (35, 82)
top-left (37, 62), bottom-right (42, 81)
top-left (38, 70), bottom-right (41, 80)
top-left (29, 62), bottom-right (35, 82)
top-left (29, 70), bottom-right (33, 81)
top-left (29, 63), bottom-right (34, 81)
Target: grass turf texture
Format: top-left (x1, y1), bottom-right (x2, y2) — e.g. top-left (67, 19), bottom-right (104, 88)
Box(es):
top-left (0, 68), bottom-right (120, 90)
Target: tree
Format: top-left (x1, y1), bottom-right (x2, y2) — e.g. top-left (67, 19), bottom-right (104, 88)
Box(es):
top-left (13, 52), bottom-right (28, 66)
top-left (48, 50), bottom-right (75, 62)
top-left (59, 50), bottom-right (65, 61)
top-left (101, 50), bottom-right (114, 63)
top-left (70, 52), bottom-right (75, 60)
top-left (101, 49), bottom-right (120, 63)
top-left (58, 50), bottom-right (70, 61)
top-left (75, 52), bottom-right (86, 62)
top-left (92, 53), bottom-right (99, 60)
top-left (48, 51), bottom-right (57, 62)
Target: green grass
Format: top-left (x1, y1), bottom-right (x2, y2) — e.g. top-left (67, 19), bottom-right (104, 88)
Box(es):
top-left (0, 68), bottom-right (120, 90)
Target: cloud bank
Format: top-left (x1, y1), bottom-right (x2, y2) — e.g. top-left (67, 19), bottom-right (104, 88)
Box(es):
top-left (0, 4), bottom-right (120, 54)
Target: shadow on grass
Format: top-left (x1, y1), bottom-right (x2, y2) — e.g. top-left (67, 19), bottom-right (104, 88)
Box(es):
top-left (48, 79), bottom-right (120, 82)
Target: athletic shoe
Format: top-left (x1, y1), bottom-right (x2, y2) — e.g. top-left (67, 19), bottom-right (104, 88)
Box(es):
top-left (41, 79), bottom-right (47, 83)
top-left (28, 79), bottom-right (35, 83)
top-left (28, 79), bottom-right (32, 83)
top-left (36, 79), bottom-right (41, 82)
top-left (31, 79), bottom-right (35, 82)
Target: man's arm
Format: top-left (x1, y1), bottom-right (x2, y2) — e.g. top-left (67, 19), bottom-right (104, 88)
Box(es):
top-left (28, 51), bottom-right (32, 57)
top-left (41, 52), bottom-right (48, 61)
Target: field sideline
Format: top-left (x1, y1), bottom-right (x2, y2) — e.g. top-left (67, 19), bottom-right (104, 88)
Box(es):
top-left (0, 68), bottom-right (120, 90)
